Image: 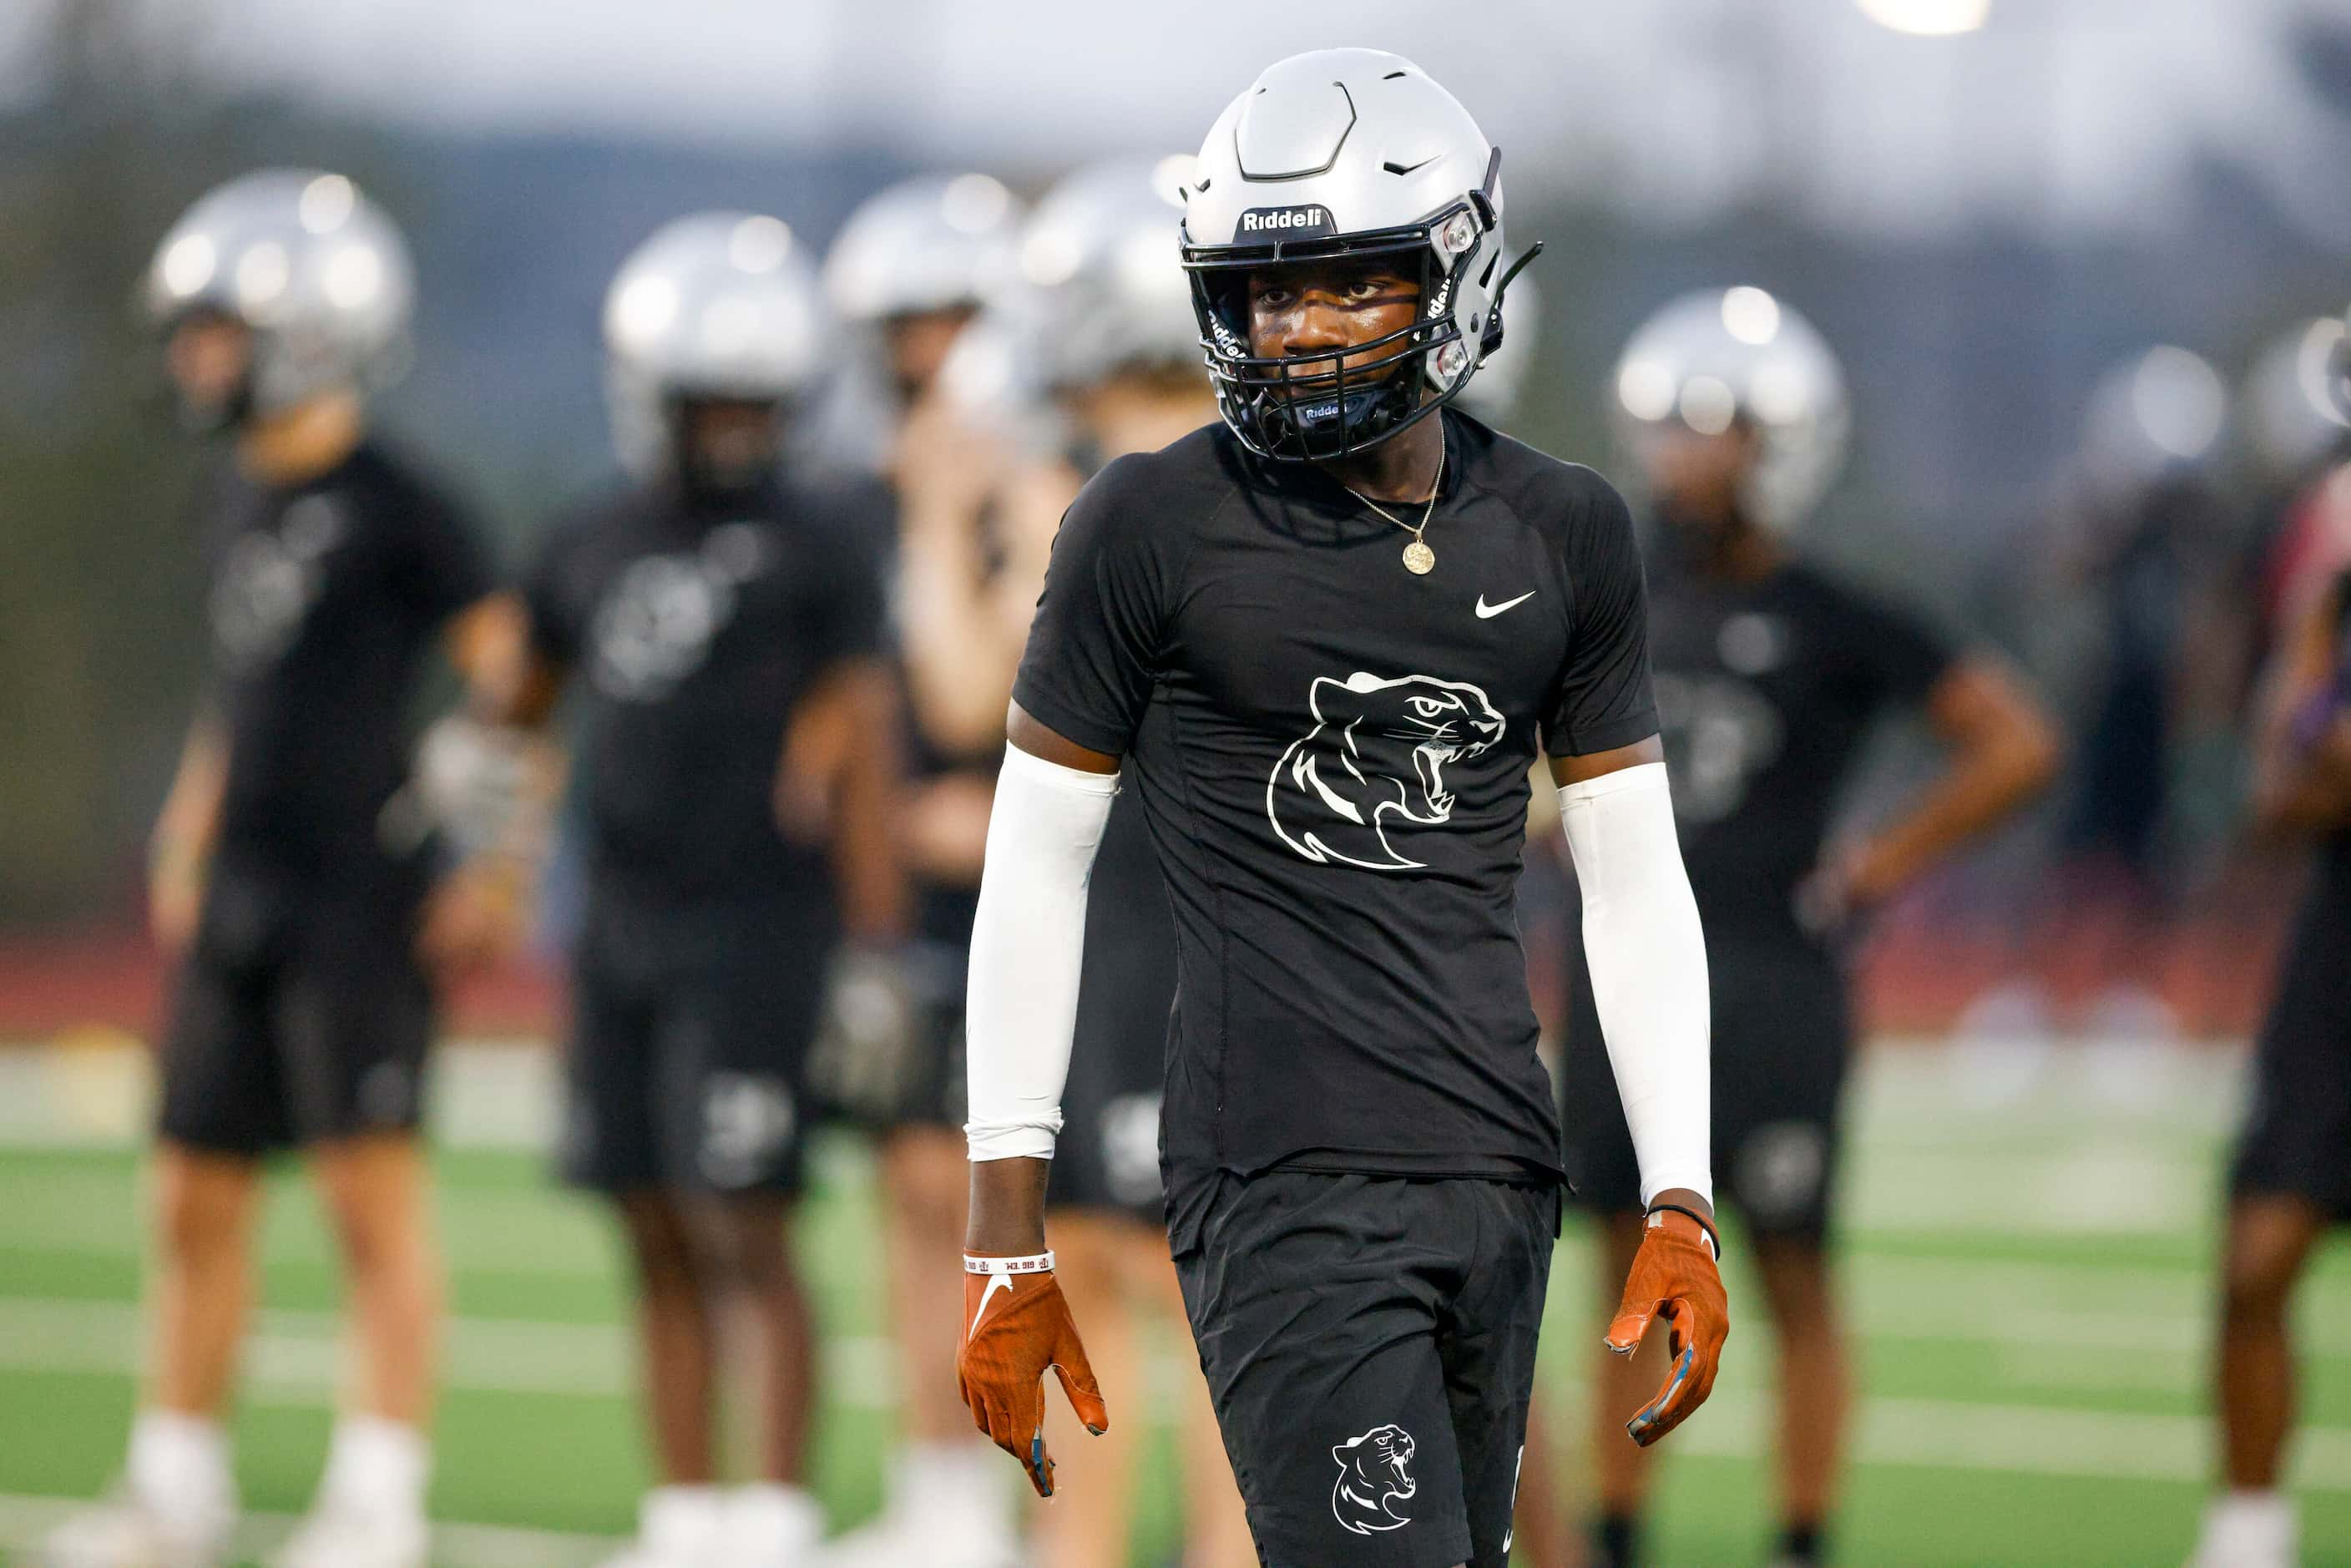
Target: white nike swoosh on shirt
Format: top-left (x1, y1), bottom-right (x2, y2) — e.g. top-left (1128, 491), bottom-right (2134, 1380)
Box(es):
top-left (1476, 590), bottom-right (1537, 619)
top-left (968, 1272), bottom-right (1013, 1342)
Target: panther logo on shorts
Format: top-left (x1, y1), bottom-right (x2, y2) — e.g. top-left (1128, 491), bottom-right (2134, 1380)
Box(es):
top-left (1268, 672), bottom-right (1505, 871)
top-left (1330, 1423), bottom-right (1417, 1535)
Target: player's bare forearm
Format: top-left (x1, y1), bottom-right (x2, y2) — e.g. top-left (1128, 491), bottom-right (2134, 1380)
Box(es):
top-left (798, 659), bottom-right (913, 943)
top-left (2251, 583), bottom-right (2351, 839)
top-left (153, 715), bottom-right (227, 866)
top-left (964, 1155), bottom-right (1051, 1256)
top-left (1839, 656), bottom-right (2060, 903)
top-left (149, 716), bottom-right (228, 952)
top-left (2256, 717), bottom-right (2351, 837)
top-left (452, 593), bottom-right (566, 730)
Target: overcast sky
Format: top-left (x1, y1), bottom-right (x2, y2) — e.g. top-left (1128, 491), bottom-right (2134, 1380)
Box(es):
top-left (11, 0), bottom-right (2348, 242)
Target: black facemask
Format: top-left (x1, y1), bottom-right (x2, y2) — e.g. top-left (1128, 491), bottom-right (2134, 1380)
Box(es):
top-left (669, 398), bottom-right (785, 505)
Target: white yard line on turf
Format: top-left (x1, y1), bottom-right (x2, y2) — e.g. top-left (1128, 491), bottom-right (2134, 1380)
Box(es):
top-left (0, 1492), bottom-right (615, 1567)
top-left (0, 1037), bottom-right (2252, 1152)
top-left (4, 1298), bottom-right (2349, 1494)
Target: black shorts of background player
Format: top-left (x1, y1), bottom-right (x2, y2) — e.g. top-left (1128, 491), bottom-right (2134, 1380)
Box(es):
top-left (2190, 563), bottom-right (2351, 1568)
top-left (468, 212), bottom-right (905, 1568)
top-left (1555, 287), bottom-right (2059, 1568)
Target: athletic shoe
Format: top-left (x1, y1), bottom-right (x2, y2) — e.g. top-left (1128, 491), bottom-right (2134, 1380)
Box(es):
top-left (43, 1489), bottom-right (230, 1568)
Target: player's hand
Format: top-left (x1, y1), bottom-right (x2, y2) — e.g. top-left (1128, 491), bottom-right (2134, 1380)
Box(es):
top-left (1797, 835), bottom-right (1898, 934)
top-left (417, 859), bottom-right (525, 978)
top-left (892, 392), bottom-right (1009, 532)
top-left (1605, 1207), bottom-right (1729, 1448)
top-left (956, 1256), bottom-right (1109, 1498)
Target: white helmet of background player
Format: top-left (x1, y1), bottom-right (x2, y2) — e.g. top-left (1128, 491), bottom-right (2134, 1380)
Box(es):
top-left (1018, 154), bottom-right (1199, 392)
top-left (603, 211), bottom-right (827, 482)
top-left (2076, 344), bottom-right (2229, 505)
top-left (2241, 316), bottom-right (2350, 488)
top-left (1180, 48), bottom-right (1537, 461)
top-left (1457, 261), bottom-right (1539, 425)
top-left (1611, 286), bottom-right (1850, 532)
top-left (142, 168), bottom-right (413, 426)
top-left (822, 172), bottom-right (1020, 326)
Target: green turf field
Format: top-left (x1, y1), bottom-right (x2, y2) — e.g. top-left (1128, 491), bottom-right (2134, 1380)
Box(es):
top-left (1, 1041), bottom-right (2346, 1566)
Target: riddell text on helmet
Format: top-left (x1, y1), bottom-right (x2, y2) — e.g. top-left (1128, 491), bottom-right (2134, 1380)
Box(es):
top-left (1237, 205), bottom-right (1337, 235)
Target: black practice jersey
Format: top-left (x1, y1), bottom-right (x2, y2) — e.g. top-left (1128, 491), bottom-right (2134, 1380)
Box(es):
top-left (1642, 551), bottom-right (1954, 943)
top-left (204, 442), bottom-right (491, 889)
top-left (1014, 411), bottom-right (1656, 1180)
top-left (524, 476), bottom-right (889, 904)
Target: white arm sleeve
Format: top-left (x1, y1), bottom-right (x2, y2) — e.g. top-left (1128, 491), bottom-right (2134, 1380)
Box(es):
top-left (963, 742), bottom-right (1120, 1162)
top-left (1556, 761), bottom-right (1712, 1207)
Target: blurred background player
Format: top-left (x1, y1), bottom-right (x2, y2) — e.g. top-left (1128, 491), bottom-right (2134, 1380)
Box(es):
top-left (816, 172), bottom-right (1028, 1567)
top-left (880, 154), bottom-right (1255, 1568)
top-left (47, 169), bottom-right (503, 1568)
top-left (1561, 288), bottom-right (2060, 1568)
top-left (2024, 346), bottom-right (2242, 1038)
top-left (463, 212), bottom-right (902, 1567)
top-left (2242, 316), bottom-right (2351, 690)
top-left (2190, 391), bottom-right (2351, 1567)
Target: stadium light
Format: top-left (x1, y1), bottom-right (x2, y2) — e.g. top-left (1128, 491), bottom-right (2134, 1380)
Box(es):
top-left (1855, 0), bottom-right (1991, 35)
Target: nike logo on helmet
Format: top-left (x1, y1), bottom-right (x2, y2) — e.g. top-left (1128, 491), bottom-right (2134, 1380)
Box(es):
top-left (968, 1272), bottom-right (1013, 1342)
top-left (1476, 590), bottom-right (1536, 619)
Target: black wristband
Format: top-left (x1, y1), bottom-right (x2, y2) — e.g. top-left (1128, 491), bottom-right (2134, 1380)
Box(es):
top-left (1646, 1201), bottom-right (1722, 1262)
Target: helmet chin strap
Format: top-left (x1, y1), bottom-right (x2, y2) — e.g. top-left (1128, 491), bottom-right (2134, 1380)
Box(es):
top-left (1481, 242), bottom-right (1545, 359)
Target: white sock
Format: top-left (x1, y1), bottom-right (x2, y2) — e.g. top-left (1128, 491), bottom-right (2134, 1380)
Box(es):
top-left (902, 1440), bottom-right (1009, 1529)
top-left (2199, 1490), bottom-right (2298, 1560)
top-left (729, 1484), bottom-right (823, 1549)
top-left (640, 1485), bottom-right (726, 1550)
top-left (127, 1409), bottom-right (234, 1528)
top-left (315, 1414), bottom-right (430, 1520)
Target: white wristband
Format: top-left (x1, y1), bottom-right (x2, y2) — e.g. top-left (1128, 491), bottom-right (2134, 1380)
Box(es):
top-left (963, 1252), bottom-right (1056, 1277)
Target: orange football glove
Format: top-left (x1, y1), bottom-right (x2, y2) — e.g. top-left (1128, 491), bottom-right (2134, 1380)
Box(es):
top-left (956, 1253), bottom-right (1109, 1497)
top-left (1605, 1210), bottom-right (1729, 1448)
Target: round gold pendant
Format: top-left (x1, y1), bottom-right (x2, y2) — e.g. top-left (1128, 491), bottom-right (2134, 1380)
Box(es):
top-left (1402, 539), bottom-right (1436, 575)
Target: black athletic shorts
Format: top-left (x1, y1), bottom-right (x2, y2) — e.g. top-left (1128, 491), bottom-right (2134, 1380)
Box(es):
top-left (1046, 1067), bottom-right (1165, 1222)
top-left (1170, 1167), bottom-right (1558, 1568)
top-left (1564, 939), bottom-right (1851, 1238)
top-left (158, 869), bottom-right (434, 1156)
top-left (559, 889), bottom-right (833, 1196)
top-left (2231, 899), bottom-right (2351, 1220)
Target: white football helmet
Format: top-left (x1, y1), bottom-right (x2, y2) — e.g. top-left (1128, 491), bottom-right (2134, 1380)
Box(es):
top-left (822, 173), bottom-right (1021, 324)
top-left (1018, 154), bottom-right (1199, 392)
top-left (1180, 48), bottom-right (1534, 460)
top-left (142, 168), bottom-right (413, 418)
top-left (602, 211), bottom-right (827, 478)
top-left (1610, 286), bottom-right (1850, 532)
top-left (2241, 316), bottom-right (2350, 486)
top-left (2077, 344), bottom-right (2229, 501)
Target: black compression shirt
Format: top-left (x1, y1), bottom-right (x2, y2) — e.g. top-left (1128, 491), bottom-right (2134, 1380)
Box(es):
top-left (523, 475), bottom-right (888, 906)
top-left (1014, 410), bottom-right (1656, 1181)
top-left (204, 442), bottom-right (491, 893)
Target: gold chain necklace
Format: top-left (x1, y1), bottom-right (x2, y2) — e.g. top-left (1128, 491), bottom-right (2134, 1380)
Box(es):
top-left (1342, 431), bottom-right (1446, 575)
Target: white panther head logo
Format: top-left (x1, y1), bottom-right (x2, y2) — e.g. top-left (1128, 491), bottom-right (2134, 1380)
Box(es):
top-left (1330, 1424), bottom-right (1418, 1535)
top-left (1267, 672), bottom-right (1506, 871)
